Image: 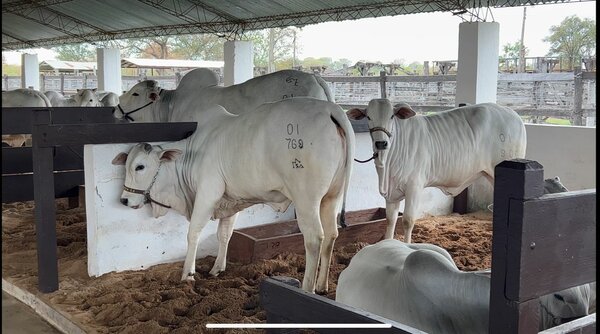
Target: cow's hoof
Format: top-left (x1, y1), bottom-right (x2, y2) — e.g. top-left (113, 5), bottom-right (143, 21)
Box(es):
top-left (181, 273), bottom-right (195, 281)
top-left (209, 268), bottom-right (223, 277)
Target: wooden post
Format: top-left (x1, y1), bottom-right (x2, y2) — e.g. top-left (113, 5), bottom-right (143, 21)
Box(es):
top-left (489, 159), bottom-right (544, 334)
top-left (60, 73), bottom-right (65, 95)
top-left (453, 103), bottom-right (469, 214)
top-left (83, 74), bottom-right (88, 89)
top-left (423, 61), bottom-right (429, 76)
top-left (573, 66), bottom-right (583, 126)
top-left (40, 73), bottom-right (46, 92)
top-left (379, 71), bottom-right (387, 99)
top-left (4, 74), bottom-right (8, 91)
top-left (32, 109), bottom-right (59, 293)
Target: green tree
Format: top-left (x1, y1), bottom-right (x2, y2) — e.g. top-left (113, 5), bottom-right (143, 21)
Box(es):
top-left (242, 27), bottom-right (298, 72)
top-left (170, 34), bottom-right (226, 60)
top-left (502, 41), bottom-right (529, 59)
top-left (543, 15), bottom-right (596, 70)
top-left (51, 43), bottom-right (96, 61)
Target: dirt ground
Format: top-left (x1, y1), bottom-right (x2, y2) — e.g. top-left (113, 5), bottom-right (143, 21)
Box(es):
top-left (2, 200), bottom-right (493, 333)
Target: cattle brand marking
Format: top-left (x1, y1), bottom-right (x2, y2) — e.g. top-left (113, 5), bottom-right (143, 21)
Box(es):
top-left (499, 133), bottom-right (505, 142)
top-left (287, 123), bottom-right (299, 135)
top-left (282, 94), bottom-right (295, 99)
top-left (292, 159), bottom-right (304, 169)
top-left (501, 149), bottom-right (506, 158)
top-left (286, 138), bottom-right (303, 149)
top-left (285, 77), bottom-right (299, 86)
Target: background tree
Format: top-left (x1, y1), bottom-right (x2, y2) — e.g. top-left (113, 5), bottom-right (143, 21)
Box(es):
top-left (242, 27), bottom-right (298, 72)
top-left (170, 34), bottom-right (226, 60)
top-left (51, 43), bottom-right (96, 61)
top-left (502, 41), bottom-right (529, 59)
top-left (543, 15), bottom-right (596, 70)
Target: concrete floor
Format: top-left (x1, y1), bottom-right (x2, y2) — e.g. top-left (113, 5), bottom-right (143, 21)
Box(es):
top-left (2, 291), bottom-right (61, 334)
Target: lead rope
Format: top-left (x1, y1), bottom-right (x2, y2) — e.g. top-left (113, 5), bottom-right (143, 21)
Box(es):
top-left (354, 152), bottom-right (378, 163)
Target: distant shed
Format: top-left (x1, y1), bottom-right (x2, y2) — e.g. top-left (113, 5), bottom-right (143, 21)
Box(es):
top-left (39, 60), bottom-right (97, 75)
top-left (121, 58), bottom-right (224, 76)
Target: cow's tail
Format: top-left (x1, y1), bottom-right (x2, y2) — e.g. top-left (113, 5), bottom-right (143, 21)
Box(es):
top-left (38, 91), bottom-right (52, 107)
top-left (330, 105), bottom-right (355, 228)
top-left (315, 75), bottom-right (335, 102)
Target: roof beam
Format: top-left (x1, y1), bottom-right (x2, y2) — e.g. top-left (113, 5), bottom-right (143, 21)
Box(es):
top-left (137, 0), bottom-right (211, 24)
top-left (4, 3), bottom-right (109, 45)
top-left (1, 0), bottom-right (75, 14)
top-left (2, 32), bottom-right (37, 48)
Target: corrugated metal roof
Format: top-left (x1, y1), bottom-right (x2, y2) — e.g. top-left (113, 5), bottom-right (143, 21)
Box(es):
top-left (121, 58), bottom-right (223, 68)
top-left (39, 59), bottom-right (96, 71)
top-left (1, 0), bottom-right (583, 51)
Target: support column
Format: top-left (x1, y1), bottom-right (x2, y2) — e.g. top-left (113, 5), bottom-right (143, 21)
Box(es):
top-left (455, 22), bottom-right (500, 213)
top-left (224, 41), bottom-right (253, 86)
top-left (21, 53), bottom-right (40, 90)
top-left (455, 22), bottom-right (500, 105)
top-left (97, 48), bottom-right (122, 94)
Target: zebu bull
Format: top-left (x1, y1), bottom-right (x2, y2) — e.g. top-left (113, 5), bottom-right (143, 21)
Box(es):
top-left (111, 97), bottom-right (355, 293)
top-left (115, 68), bottom-right (334, 122)
top-left (347, 100), bottom-right (527, 243)
top-left (97, 91), bottom-right (120, 107)
top-left (2, 88), bottom-right (52, 147)
top-left (336, 239), bottom-right (595, 333)
top-left (45, 89), bottom-right (102, 107)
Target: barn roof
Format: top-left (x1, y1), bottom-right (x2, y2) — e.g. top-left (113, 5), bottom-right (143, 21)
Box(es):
top-left (121, 58), bottom-right (224, 69)
top-left (39, 59), bottom-right (96, 71)
top-left (1, 0), bottom-right (583, 51)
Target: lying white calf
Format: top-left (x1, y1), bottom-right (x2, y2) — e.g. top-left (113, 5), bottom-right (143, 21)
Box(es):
top-left (336, 239), bottom-right (595, 333)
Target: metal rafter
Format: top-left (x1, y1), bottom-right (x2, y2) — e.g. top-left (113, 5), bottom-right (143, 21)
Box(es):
top-left (2, 0), bottom-right (587, 50)
top-left (2, 32), bottom-right (36, 48)
top-left (137, 0), bottom-right (216, 24)
top-left (4, 2), bottom-right (110, 45)
top-left (1, 0), bottom-right (74, 13)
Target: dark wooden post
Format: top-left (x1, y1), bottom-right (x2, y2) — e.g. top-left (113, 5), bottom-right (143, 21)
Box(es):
top-left (572, 66), bottom-right (583, 126)
top-left (32, 109), bottom-right (59, 293)
top-left (4, 74), bottom-right (8, 91)
top-left (489, 159), bottom-right (544, 334)
top-left (60, 73), bottom-right (65, 94)
top-left (452, 103), bottom-right (469, 214)
top-left (379, 71), bottom-right (387, 99)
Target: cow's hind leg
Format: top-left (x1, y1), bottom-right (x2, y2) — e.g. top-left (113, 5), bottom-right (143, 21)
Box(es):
top-left (295, 200), bottom-right (325, 293)
top-left (315, 195), bottom-right (341, 294)
top-left (209, 213), bottom-right (239, 276)
top-left (384, 200), bottom-right (401, 239)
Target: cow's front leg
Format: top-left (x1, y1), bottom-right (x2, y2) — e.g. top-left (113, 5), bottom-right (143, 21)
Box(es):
top-left (181, 199), bottom-right (218, 281)
top-left (384, 200), bottom-right (401, 239)
top-left (402, 186), bottom-right (423, 243)
top-left (209, 213), bottom-right (239, 276)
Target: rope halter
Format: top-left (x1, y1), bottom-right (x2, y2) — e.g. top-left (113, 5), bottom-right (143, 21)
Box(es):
top-left (354, 125), bottom-right (391, 163)
top-left (116, 101), bottom-right (154, 122)
top-left (122, 162), bottom-right (171, 208)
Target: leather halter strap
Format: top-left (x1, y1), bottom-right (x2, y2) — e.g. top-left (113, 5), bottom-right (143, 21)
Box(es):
top-left (122, 162), bottom-right (171, 209)
top-left (369, 126), bottom-right (392, 138)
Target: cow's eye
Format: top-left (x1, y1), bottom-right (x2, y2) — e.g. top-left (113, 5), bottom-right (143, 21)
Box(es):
top-left (132, 93), bottom-right (139, 96)
top-left (135, 165), bottom-right (145, 171)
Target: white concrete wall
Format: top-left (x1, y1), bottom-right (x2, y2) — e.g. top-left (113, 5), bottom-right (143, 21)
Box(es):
top-left (223, 41), bottom-right (253, 86)
top-left (84, 133), bottom-right (452, 276)
top-left (96, 48), bottom-right (122, 94)
top-left (468, 124), bottom-right (596, 210)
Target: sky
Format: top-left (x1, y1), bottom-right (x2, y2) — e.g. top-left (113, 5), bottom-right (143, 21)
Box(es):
top-left (1, 1), bottom-right (596, 66)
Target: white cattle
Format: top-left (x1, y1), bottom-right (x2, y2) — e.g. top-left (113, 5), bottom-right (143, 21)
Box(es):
top-left (111, 97), bottom-right (354, 293)
top-left (115, 68), bottom-right (334, 122)
top-left (2, 88), bottom-right (52, 147)
top-left (336, 239), bottom-right (595, 333)
top-left (97, 91), bottom-right (120, 107)
top-left (45, 89), bottom-right (102, 107)
top-left (347, 100), bottom-right (527, 243)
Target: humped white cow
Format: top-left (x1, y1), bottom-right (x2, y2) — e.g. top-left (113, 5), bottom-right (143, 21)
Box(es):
top-left (111, 97), bottom-right (355, 293)
top-left (347, 100), bottom-right (527, 243)
top-left (115, 68), bottom-right (333, 122)
top-left (45, 89), bottom-right (102, 107)
top-left (2, 88), bottom-right (52, 147)
top-left (336, 239), bottom-right (596, 333)
top-left (97, 91), bottom-right (120, 107)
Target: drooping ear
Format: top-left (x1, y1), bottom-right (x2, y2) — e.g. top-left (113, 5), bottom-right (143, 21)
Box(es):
top-left (159, 149), bottom-right (182, 162)
top-left (149, 92), bottom-right (159, 101)
top-left (393, 103), bottom-right (416, 119)
top-left (111, 152), bottom-right (128, 165)
top-left (346, 108), bottom-right (367, 120)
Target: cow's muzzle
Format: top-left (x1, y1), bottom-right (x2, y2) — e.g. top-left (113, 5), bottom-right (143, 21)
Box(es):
top-left (375, 141), bottom-right (388, 150)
